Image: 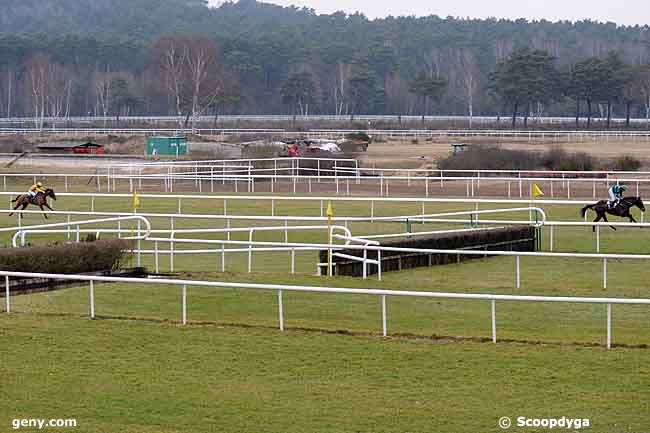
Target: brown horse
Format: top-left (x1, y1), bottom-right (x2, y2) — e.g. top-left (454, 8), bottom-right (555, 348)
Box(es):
top-left (9, 188), bottom-right (57, 219)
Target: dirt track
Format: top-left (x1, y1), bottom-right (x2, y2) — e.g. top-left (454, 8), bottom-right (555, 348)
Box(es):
top-left (360, 136), bottom-right (650, 170)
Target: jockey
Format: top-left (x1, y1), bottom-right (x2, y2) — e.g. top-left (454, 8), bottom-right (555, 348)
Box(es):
top-left (28, 181), bottom-right (45, 198)
top-left (608, 184), bottom-right (628, 209)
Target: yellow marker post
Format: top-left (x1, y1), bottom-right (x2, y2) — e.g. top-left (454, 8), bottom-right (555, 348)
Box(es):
top-left (326, 201), bottom-right (334, 276)
top-left (531, 184), bottom-right (544, 249)
top-left (132, 190), bottom-right (140, 213)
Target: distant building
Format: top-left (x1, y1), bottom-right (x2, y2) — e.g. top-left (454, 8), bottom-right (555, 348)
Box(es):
top-left (36, 141), bottom-right (104, 155)
top-left (146, 136), bottom-right (187, 157)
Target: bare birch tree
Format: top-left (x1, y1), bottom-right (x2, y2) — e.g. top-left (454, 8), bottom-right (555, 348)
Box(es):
top-left (24, 54), bottom-right (48, 130)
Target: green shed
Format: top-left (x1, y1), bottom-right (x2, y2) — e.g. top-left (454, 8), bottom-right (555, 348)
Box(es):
top-left (146, 136), bottom-right (188, 157)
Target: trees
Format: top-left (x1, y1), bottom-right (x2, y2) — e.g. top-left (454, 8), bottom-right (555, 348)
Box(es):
top-left (348, 69), bottom-right (379, 116)
top-left (489, 48), bottom-right (561, 127)
top-left (150, 37), bottom-right (223, 121)
top-left (600, 52), bottom-right (627, 128)
top-left (184, 38), bottom-right (221, 119)
top-left (151, 38), bottom-right (187, 117)
top-left (408, 73), bottom-right (448, 122)
top-left (638, 66), bottom-right (650, 126)
top-left (567, 58), bottom-right (603, 128)
top-left (23, 54), bottom-right (72, 128)
top-left (281, 72), bottom-right (315, 115)
top-left (455, 48), bottom-right (481, 127)
top-left (623, 65), bottom-right (646, 127)
top-left (567, 53), bottom-right (626, 128)
top-left (0, 2), bottom-right (649, 119)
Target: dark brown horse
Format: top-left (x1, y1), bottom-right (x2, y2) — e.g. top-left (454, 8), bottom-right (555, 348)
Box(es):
top-left (9, 188), bottom-right (57, 219)
top-left (580, 196), bottom-right (645, 231)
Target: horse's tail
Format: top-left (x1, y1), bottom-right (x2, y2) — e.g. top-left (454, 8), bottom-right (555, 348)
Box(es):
top-left (11, 196), bottom-right (19, 203)
top-left (581, 204), bottom-right (595, 218)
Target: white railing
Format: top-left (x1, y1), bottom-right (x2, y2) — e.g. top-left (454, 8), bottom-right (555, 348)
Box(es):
top-left (330, 234), bottom-right (380, 279)
top-left (1, 114), bottom-right (649, 124)
top-left (146, 225), bottom-right (351, 273)
top-left (9, 215), bottom-right (152, 267)
top-left (2, 270), bottom-right (648, 349)
top-left (4, 202), bottom-right (646, 257)
top-left (3, 172), bottom-right (647, 199)
top-left (10, 215), bottom-right (150, 245)
top-left (78, 230), bottom-right (650, 288)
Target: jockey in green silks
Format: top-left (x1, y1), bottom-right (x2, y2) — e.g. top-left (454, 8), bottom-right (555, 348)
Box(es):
top-left (608, 184), bottom-right (628, 209)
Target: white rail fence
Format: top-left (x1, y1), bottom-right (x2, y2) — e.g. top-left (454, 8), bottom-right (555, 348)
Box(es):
top-left (2, 270), bottom-right (648, 349)
top-left (3, 114), bottom-right (650, 124)
top-left (4, 171), bottom-right (648, 199)
top-left (13, 219), bottom-right (645, 289)
top-left (1, 125), bottom-right (650, 139)
top-left (4, 201), bottom-right (647, 257)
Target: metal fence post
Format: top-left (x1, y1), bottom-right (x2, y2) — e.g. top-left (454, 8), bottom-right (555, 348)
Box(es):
top-left (137, 220), bottom-right (142, 266)
top-left (515, 256), bottom-right (521, 288)
top-left (491, 300), bottom-right (496, 343)
top-left (182, 285), bottom-right (187, 325)
top-left (381, 295), bottom-right (387, 337)
top-left (377, 250), bottom-right (382, 281)
top-left (278, 289), bottom-right (284, 331)
top-left (248, 230), bottom-right (253, 273)
top-left (603, 258), bottom-right (607, 289)
top-left (4, 276), bottom-right (9, 313)
top-left (363, 248), bottom-right (368, 279)
top-left (146, 237), bottom-right (156, 270)
top-left (606, 303), bottom-right (612, 349)
top-left (89, 280), bottom-right (95, 319)
top-left (549, 226), bottom-right (554, 252)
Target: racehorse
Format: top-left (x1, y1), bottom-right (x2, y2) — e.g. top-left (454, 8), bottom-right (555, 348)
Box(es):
top-left (580, 196), bottom-right (645, 231)
top-left (9, 188), bottom-right (57, 219)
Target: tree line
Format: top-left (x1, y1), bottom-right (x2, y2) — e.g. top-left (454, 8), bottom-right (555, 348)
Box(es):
top-left (0, 0), bottom-right (649, 125)
top-left (490, 48), bottom-right (650, 127)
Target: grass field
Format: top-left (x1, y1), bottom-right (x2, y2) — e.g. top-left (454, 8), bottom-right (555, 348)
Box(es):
top-left (2, 184), bottom-right (650, 432)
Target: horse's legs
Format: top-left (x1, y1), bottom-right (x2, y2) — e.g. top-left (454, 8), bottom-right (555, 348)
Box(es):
top-left (43, 202), bottom-right (54, 212)
top-left (592, 213), bottom-right (603, 232)
top-left (39, 204), bottom-right (48, 219)
top-left (602, 214), bottom-right (616, 231)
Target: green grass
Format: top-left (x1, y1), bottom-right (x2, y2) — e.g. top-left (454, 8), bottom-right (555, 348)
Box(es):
top-left (5, 191), bottom-right (650, 346)
top-left (1, 314), bottom-right (649, 433)
top-left (2, 182), bottom-right (650, 432)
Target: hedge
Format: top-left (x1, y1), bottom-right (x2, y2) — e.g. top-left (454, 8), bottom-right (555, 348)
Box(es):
top-left (319, 226), bottom-right (536, 277)
top-left (0, 239), bottom-right (133, 274)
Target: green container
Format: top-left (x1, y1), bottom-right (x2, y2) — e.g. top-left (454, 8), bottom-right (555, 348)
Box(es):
top-left (146, 136), bottom-right (187, 156)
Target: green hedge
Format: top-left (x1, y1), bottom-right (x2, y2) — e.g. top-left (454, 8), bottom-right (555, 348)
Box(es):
top-left (0, 239), bottom-right (133, 274)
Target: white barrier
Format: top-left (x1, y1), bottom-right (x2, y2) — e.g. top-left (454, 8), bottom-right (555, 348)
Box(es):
top-left (2, 269), bottom-right (648, 348)
top-left (4, 154), bottom-right (650, 198)
top-left (4, 202), bottom-right (647, 256)
top-left (10, 215), bottom-right (152, 247)
top-left (121, 232), bottom-right (650, 288)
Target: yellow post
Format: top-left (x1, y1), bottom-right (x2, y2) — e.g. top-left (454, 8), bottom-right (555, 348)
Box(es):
top-left (531, 183), bottom-right (544, 249)
top-left (326, 201), bottom-right (333, 276)
top-left (132, 190), bottom-right (140, 214)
